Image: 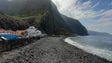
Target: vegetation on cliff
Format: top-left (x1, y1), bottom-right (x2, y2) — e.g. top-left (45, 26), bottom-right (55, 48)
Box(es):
top-left (0, 0), bottom-right (88, 35)
top-left (0, 9), bottom-right (47, 30)
top-left (0, 13), bottom-right (28, 30)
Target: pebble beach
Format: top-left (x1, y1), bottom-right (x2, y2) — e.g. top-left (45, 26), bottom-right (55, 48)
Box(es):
top-left (0, 37), bottom-right (111, 63)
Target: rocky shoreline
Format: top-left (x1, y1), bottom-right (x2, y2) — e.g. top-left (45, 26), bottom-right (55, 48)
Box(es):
top-left (0, 37), bottom-right (111, 63)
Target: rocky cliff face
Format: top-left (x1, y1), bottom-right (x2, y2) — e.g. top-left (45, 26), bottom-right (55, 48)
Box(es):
top-left (0, 14), bottom-right (29, 30)
top-left (40, 1), bottom-right (88, 35)
top-left (0, 0), bottom-right (88, 35)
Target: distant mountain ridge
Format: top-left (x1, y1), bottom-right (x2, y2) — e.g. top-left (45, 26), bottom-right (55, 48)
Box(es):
top-left (88, 31), bottom-right (112, 36)
top-left (0, 0), bottom-right (88, 35)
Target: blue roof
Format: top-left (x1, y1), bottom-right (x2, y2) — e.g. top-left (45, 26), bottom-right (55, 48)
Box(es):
top-left (0, 33), bottom-right (19, 40)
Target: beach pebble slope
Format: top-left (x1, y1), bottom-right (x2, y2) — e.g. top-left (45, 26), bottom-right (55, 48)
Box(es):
top-left (0, 37), bottom-right (111, 63)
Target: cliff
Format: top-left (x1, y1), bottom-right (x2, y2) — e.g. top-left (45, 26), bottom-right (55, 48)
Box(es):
top-left (40, 1), bottom-right (88, 35)
top-left (0, 0), bottom-right (88, 35)
top-left (0, 13), bottom-right (29, 30)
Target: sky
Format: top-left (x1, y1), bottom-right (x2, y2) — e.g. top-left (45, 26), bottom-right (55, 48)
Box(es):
top-left (8, 0), bottom-right (12, 1)
top-left (52, 0), bottom-right (112, 34)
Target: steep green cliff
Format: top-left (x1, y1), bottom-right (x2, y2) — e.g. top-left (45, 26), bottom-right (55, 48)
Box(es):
top-left (0, 13), bottom-right (29, 30)
top-left (40, 2), bottom-right (88, 35)
top-left (0, 0), bottom-right (88, 35)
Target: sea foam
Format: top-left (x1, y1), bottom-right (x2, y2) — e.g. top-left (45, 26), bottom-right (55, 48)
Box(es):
top-left (64, 37), bottom-right (112, 61)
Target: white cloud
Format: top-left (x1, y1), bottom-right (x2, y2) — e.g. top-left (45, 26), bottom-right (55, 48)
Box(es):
top-left (91, 2), bottom-right (99, 8)
top-left (52, 0), bottom-right (112, 34)
top-left (52, 0), bottom-right (102, 19)
top-left (8, 0), bottom-right (13, 1)
top-left (101, 9), bottom-right (112, 18)
top-left (51, 0), bottom-right (106, 23)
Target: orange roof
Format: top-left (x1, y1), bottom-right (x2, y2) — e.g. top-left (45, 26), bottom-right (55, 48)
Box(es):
top-left (16, 30), bottom-right (25, 33)
top-left (16, 30), bottom-right (25, 36)
top-left (0, 29), bottom-right (26, 35)
top-left (7, 30), bottom-right (15, 32)
top-left (0, 29), bottom-right (5, 32)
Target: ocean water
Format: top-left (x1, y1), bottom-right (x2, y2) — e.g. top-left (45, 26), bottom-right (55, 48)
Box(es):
top-left (64, 35), bottom-right (112, 61)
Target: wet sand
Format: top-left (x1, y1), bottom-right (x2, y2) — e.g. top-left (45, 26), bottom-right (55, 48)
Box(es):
top-left (0, 37), bottom-right (111, 63)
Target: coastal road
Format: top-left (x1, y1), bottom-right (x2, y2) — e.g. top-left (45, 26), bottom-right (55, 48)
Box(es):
top-left (0, 37), bottom-right (111, 63)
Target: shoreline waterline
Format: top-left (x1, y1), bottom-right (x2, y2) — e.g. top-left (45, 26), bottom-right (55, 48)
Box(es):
top-left (0, 37), bottom-right (111, 63)
top-left (64, 37), bottom-right (112, 61)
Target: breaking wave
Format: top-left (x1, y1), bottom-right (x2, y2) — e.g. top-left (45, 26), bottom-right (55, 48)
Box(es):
top-left (64, 36), bottom-right (112, 61)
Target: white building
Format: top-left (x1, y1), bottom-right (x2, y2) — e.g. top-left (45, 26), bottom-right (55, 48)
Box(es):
top-left (25, 26), bottom-right (42, 37)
